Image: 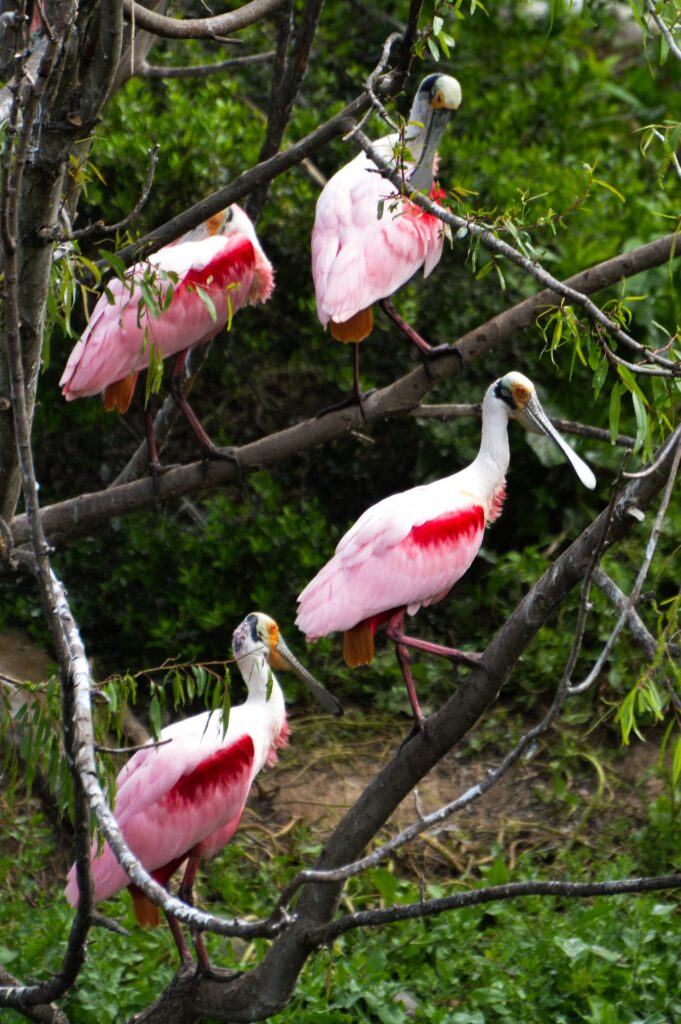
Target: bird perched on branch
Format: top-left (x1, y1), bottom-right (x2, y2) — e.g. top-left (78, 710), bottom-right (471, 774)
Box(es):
top-left (311, 73), bottom-right (462, 405)
top-left (64, 612), bottom-right (341, 974)
top-left (60, 205), bottom-right (274, 469)
top-left (296, 372), bottom-right (596, 726)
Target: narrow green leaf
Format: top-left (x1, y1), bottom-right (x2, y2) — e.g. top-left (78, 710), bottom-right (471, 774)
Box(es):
top-left (195, 284), bottom-right (218, 322)
top-left (609, 382), bottom-right (622, 444)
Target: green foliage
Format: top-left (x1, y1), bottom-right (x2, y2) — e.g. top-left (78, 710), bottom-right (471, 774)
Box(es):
top-left (2, 793), bottom-right (681, 1023)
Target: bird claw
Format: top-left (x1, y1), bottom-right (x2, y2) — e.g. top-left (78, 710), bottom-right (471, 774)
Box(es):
top-left (315, 388), bottom-right (375, 420)
top-left (200, 445), bottom-right (243, 483)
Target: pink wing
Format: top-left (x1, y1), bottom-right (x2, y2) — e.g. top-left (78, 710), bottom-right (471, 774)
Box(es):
top-left (296, 482), bottom-right (485, 637)
top-left (312, 150), bottom-right (444, 327)
top-left (64, 722), bottom-right (255, 904)
top-left (60, 234), bottom-right (258, 400)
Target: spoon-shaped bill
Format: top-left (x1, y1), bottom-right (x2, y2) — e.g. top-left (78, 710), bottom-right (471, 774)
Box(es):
top-left (518, 393), bottom-right (596, 490)
top-left (276, 636), bottom-right (343, 716)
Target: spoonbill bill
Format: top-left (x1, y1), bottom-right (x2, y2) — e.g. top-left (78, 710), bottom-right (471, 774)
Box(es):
top-left (65, 612), bottom-right (341, 973)
top-left (296, 372), bottom-right (596, 725)
top-left (312, 73), bottom-right (462, 405)
top-left (60, 205), bottom-right (274, 468)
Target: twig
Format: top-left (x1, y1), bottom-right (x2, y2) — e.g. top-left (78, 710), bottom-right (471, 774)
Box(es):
top-left (351, 127), bottom-right (680, 376)
top-left (411, 403), bottom-right (636, 448)
top-left (592, 567), bottom-right (660, 660)
top-left (644, 0), bottom-right (681, 63)
top-left (652, 128), bottom-right (681, 182)
top-left (39, 145), bottom-right (159, 243)
top-left (568, 426), bottom-right (681, 694)
top-left (313, 871), bottom-right (681, 943)
top-left (138, 51), bottom-right (274, 78)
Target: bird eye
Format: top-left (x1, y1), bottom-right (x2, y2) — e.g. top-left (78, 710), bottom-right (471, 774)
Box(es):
top-left (512, 384), bottom-right (531, 407)
top-left (225, 207), bottom-right (234, 222)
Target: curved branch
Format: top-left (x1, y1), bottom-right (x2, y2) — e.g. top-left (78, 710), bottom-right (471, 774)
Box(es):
top-left (123, 0), bottom-right (286, 39)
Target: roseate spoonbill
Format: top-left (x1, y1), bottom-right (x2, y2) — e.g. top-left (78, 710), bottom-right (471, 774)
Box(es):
top-left (60, 205), bottom-right (274, 468)
top-left (296, 372), bottom-right (596, 725)
top-left (64, 612), bottom-right (341, 973)
top-left (312, 73), bottom-right (462, 404)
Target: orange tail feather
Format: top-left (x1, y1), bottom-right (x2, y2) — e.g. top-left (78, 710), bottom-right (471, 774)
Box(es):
top-left (129, 885), bottom-right (161, 928)
top-left (330, 307), bottom-right (373, 343)
top-left (103, 374), bottom-right (138, 413)
top-left (343, 622), bottom-right (374, 667)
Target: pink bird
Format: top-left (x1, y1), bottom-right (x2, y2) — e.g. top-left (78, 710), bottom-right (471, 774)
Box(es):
top-left (64, 612), bottom-right (341, 973)
top-left (312, 74), bottom-right (462, 403)
top-left (60, 204), bottom-right (274, 467)
top-left (296, 372), bottom-right (596, 726)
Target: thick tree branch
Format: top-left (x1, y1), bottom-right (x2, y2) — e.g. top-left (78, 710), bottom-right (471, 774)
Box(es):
top-left (136, 426), bottom-right (681, 1024)
top-left (16, 231), bottom-right (680, 550)
top-left (122, 0), bottom-right (285, 38)
top-left (106, 34), bottom-right (418, 268)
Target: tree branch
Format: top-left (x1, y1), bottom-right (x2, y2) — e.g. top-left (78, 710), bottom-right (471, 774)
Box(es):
top-left (353, 128), bottom-right (680, 375)
top-left (16, 231), bottom-right (680, 550)
top-left (142, 426), bottom-right (681, 1023)
top-left (106, 34), bottom-right (417, 268)
top-left (138, 50), bottom-right (274, 78)
top-left (314, 871), bottom-right (681, 943)
top-left (122, 0), bottom-right (287, 39)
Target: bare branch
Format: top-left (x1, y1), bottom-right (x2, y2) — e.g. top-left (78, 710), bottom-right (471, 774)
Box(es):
top-left (315, 871), bottom-right (681, 943)
top-left (138, 50), bottom-right (274, 78)
top-left (352, 127), bottom-right (681, 376)
top-left (592, 567), bottom-right (660, 659)
top-left (411, 403), bottom-right (637, 448)
top-left (122, 0), bottom-right (287, 39)
top-left (568, 425), bottom-right (681, 695)
top-left (39, 145), bottom-right (159, 243)
top-left (0, 970), bottom-right (69, 1024)
top-left (644, 0), bottom-right (681, 63)
top-left (246, 0), bottom-right (325, 221)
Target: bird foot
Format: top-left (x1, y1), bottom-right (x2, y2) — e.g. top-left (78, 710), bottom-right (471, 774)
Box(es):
top-left (420, 342), bottom-right (454, 360)
top-left (399, 714), bottom-right (429, 749)
top-left (450, 650), bottom-right (484, 668)
top-left (315, 388), bottom-right (375, 420)
top-left (199, 445), bottom-right (243, 482)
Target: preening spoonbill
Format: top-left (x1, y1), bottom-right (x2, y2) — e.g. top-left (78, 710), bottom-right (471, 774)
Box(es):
top-left (60, 205), bottom-right (274, 468)
top-left (312, 73), bottom-right (461, 403)
top-left (65, 612), bottom-right (341, 973)
top-left (296, 372), bottom-right (596, 725)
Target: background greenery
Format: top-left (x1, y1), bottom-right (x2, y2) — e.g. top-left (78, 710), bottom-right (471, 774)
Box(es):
top-left (1, 0), bottom-right (680, 1020)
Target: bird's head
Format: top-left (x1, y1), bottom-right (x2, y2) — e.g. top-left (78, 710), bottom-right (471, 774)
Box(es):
top-left (490, 371), bottom-right (596, 490)
top-left (409, 74), bottom-right (462, 133)
top-left (232, 613), bottom-right (342, 715)
top-left (407, 74), bottom-right (462, 190)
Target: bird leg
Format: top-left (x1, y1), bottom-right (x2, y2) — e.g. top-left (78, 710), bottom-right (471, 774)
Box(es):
top-left (174, 852), bottom-right (227, 978)
top-left (379, 299), bottom-right (451, 358)
top-left (315, 345), bottom-right (373, 420)
top-left (386, 609), bottom-right (484, 722)
top-left (394, 641), bottom-right (426, 731)
top-left (169, 350), bottom-right (241, 471)
top-left (164, 910), bottom-right (194, 967)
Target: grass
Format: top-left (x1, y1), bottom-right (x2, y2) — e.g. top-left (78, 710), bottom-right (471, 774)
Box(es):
top-left (1, 741), bottom-right (680, 1024)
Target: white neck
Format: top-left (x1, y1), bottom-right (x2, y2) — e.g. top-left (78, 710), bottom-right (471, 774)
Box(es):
top-left (468, 392), bottom-right (512, 506)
